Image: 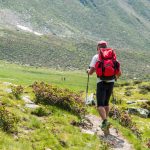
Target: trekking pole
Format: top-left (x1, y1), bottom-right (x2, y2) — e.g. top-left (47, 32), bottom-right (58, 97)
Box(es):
top-left (112, 90), bottom-right (117, 118)
top-left (112, 90), bottom-right (116, 105)
top-left (85, 73), bottom-right (89, 105)
top-left (112, 90), bottom-right (119, 135)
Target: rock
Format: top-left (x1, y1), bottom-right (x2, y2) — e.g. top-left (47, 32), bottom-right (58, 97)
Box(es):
top-left (128, 107), bottom-right (149, 118)
top-left (126, 100), bottom-right (149, 105)
top-left (126, 101), bottom-right (136, 104)
top-left (5, 88), bottom-right (12, 93)
top-left (137, 108), bottom-right (149, 118)
top-left (136, 100), bottom-right (149, 103)
top-left (85, 93), bottom-right (96, 105)
top-left (25, 104), bottom-right (39, 109)
top-left (3, 82), bottom-right (12, 86)
top-left (22, 95), bottom-right (34, 104)
top-left (45, 148), bottom-right (52, 150)
top-left (13, 134), bottom-right (19, 140)
top-left (81, 129), bottom-right (95, 135)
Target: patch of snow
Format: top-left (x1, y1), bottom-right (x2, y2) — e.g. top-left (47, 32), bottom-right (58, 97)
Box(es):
top-left (146, 65), bottom-right (149, 68)
top-left (17, 25), bottom-right (32, 32)
top-left (34, 31), bottom-right (43, 36)
top-left (17, 24), bottom-right (43, 36)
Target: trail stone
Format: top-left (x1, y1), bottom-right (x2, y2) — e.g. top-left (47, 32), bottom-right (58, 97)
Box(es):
top-left (5, 88), bottom-right (12, 93)
top-left (22, 95), bottom-right (34, 104)
top-left (25, 104), bottom-right (39, 109)
top-left (126, 101), bottom-right (136, 104)
top-left (128, 107), bottom-right (149, 118)
top-left (22, 95), bottom-right (39, 109)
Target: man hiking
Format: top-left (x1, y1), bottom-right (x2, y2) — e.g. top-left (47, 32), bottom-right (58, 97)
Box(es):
top-left (87, 40), bottom-right (121, 133)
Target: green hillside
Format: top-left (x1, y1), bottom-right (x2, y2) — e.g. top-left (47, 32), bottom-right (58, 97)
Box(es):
top-left (0, 0), bottom-right (150, 79)
top-left (0, 27), bottom-right (149, 79)
top-left (0, 0), bottom-right (150, 49)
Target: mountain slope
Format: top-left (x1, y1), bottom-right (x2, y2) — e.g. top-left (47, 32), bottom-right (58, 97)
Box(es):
top-left (0, 0), bottom-right (150, 50)
top-left (0, 0), bottom-right (150, 48)
top-left (0, 0), bottom-right (150, 79)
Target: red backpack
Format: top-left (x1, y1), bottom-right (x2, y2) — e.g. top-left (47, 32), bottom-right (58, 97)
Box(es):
top-left (95, 48), bottom-right (120, 80)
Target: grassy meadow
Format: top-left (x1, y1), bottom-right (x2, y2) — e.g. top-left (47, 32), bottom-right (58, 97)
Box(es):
top-left (0, 61), bottom-right (108, 150)
top-left (0, 60), bottom-right (150, 150)
top-left (0, 60), bottom-right (96, 91)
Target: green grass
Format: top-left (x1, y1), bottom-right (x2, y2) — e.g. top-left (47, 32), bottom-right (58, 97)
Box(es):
top-left (109, 116), bottom-right (150, 150)
top-left (110, 80), bottom-right (150, 150)
top-left (0, 99), bottom-right (105, 150)
top-left (0, 60), bottom-right (96, 92)
top-left (0, 63), bottom-right (106, 150)
top-left (0, 60), bottom-right (150, 150)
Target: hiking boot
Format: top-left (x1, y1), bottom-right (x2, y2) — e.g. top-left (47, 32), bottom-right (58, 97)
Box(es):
top-left (100, 120), bottom-right (111, 131)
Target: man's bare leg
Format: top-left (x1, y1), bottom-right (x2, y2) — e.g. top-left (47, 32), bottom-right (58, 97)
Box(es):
top-left (104, 106), bottom-right (109, 118)
top-left (97, 106), bottom-right (107, 120)
top-left (98, 106), bottom-right (110, 135)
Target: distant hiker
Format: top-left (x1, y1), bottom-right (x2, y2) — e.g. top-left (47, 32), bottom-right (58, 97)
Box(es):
top-left (61, 77), bottom-right (66, 81)
top-left (87, 40), bottom-right (121, 132)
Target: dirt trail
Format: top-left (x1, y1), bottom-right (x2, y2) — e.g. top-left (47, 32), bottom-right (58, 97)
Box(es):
top-left (82, 114), bottom-right (133, 150)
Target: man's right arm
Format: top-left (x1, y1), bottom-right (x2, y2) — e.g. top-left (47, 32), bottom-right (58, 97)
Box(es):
top-left (87, 67), bottom-right (95, 75)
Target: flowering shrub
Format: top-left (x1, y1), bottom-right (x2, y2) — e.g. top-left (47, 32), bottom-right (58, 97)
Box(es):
top-left (0, 106), bottom-right (19, 133)
top-left (11, 85), bottom-right (24, 99)
top-left (31, 82), bottom-right (86, 117)
top-left (138, 84), bottom-right (150, 94)
top-left (146, 138), bottom-right (150, 148)
top-left (109, 106), bottom-right (142, 139)
top-left (139, 84), bottom-right (150, 91)
top-left (140, 101), bottom-right (150, 111)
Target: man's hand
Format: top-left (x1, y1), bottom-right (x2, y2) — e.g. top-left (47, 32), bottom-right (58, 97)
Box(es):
top-left (115, 71), bottom-right (122, 79)
top-left (86, 69), bottom-right (90, 74)
top-left (87, 67), bottom-right (95, 75)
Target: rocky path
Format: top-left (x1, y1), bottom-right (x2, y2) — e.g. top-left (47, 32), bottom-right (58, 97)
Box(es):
top-left (82, 114), bottom-right (133, 150)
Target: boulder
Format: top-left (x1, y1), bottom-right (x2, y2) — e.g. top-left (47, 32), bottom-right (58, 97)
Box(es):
top-left (128, 107), bottom-right (150, 118)
top-left (126, 101), bottom-right (136, 104)
top-left (85, 93), bottom-right (96, 105)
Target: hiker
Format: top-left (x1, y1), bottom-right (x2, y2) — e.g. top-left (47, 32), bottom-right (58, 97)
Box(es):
top-left (87, 40), bottom-right (121, 131)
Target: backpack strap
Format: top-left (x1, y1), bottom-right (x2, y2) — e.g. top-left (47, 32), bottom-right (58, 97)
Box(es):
top-left (98, 50), bottom-right (104, 76)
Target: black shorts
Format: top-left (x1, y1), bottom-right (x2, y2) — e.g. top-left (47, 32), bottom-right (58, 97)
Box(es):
top-left (96, 81), bottom-right (114, 107)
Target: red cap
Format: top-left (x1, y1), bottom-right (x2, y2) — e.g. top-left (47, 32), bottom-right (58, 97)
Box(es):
top-left (97, 40), bottom-right (108, 46)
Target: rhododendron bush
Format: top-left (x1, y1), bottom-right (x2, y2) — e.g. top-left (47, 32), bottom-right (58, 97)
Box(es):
top-left (32, 82), bottom-right (86, 117)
